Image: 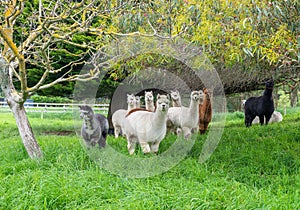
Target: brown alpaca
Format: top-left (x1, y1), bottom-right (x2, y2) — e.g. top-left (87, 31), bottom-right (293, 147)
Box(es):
top-left (198, 88), bottom-right (212, 134)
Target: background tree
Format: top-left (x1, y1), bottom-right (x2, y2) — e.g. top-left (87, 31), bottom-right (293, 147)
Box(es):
top-left (0, 0), bottom-right (197, 159)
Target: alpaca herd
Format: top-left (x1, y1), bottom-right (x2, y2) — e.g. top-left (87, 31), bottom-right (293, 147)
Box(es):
top-left (79, 79), bottom-right (282, 154)
top-left (80, 89), bottom-right (213, 154)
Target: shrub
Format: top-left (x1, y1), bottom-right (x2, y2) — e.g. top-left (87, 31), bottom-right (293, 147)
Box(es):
top-left (30, 95), bottom-right (72, 103)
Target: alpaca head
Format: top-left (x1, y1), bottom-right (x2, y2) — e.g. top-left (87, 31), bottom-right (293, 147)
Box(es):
top-left (265, 79), bottom-right (274, 90)
top-left (127, 93), bottom-right (136, 106)
top-left (135, 96), bottom-right (140, 104)
top-left (79, 105), bottom-right (94, 119)
top-left (156, 94), bottom-right (170, 112)
top-left (145, 91), bottom-right (154, 102)
top-left (191, 90), bottom-right (204, 103)
top-left (203, 88), bottom-right (213, 101)
top-left (170, 90), bottom-right (180, 101)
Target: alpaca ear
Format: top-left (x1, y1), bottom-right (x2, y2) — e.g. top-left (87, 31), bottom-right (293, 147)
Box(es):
top-left (157, 94), bottom-right (161, 99)
top-left (79, 105), bottom-right (82, 109)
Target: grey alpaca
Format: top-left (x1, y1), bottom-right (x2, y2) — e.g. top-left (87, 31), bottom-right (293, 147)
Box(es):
top-left (79, 105), bottom-right (109, 148)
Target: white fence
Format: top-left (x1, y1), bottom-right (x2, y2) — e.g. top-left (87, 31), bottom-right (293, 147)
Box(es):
top-left (0, 102), bottom-right (109, 115)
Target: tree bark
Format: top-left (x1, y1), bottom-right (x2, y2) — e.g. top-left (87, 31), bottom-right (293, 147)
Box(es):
top-left (0, 57), bottom-right (42, 159)
top-left (290, 86), bottom-right (298, 108)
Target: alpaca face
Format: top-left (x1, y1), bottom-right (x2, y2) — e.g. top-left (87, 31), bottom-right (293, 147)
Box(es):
top-left (170, 90), bottom-right (180, 101)
top-left (265, 79), bottom-right (274, 89)
top-left (135, 96), bottom-right (140, 104)
top-left (145, 91), bottom-right (154, 102)
top-left (191, 90), bottom-right (204, 103)
top-left (127, 94), bottom-right (136, 106)
top-left (156, 94), bottom-right (170, 112)
top-left (79, 105), bottom-right (94, 120)
top-left (203, 88), bottom-right (212, 101)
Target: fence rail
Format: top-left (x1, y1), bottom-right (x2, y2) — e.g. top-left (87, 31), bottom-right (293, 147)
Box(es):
top-left (0, 102), bottom-right (109, 114)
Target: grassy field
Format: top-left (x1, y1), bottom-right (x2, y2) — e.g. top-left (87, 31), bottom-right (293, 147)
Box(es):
top-left (0, 108), bottom-right (299, 209)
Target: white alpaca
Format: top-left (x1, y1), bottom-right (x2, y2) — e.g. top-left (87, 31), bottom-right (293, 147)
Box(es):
top-left (123, 94), bottom-right (170, 155)
top-left (167, 90), bottom-right (204, 139)
top-left (145, 91), bottom-right (155, 111)
top-left (135, 96), bottom-right (141, 108)
top-left (112, 93), bottom-right (136, 138)
top-left (252, 111), bottom-right (283, 124)
top-left (170, 90), bottom-right (182, 107)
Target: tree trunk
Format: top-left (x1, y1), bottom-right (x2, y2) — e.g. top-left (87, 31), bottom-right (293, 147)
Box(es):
top-left (0, 57), bottom-right (42, 159)
top-left (290, 86), bottom-right (298, 108)
top-left (10, 100), bottom-right (43, 159)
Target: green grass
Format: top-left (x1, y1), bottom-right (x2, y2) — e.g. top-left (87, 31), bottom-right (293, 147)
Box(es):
top-left (0, 108), bottom-right (299, 209)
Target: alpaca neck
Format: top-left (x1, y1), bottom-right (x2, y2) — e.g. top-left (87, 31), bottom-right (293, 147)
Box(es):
top-left (153, 109), bottom-right (167, 125)
top-left (127, 103), bottom-right (135, 111)
top-left (263, 88), bottom-right (273, 101)
top-left (172, 99), bottom-right (181, 107)
top-left (84, 117), bottom-right (95, 130)
top-left (146, 101), bottom-right (154, 110)
top-left (189, 99), bottom-right (199, 115)
top-left (263, 88), bottom-right (273, 96)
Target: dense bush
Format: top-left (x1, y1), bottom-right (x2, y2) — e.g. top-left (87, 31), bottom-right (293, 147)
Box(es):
top-left (30, 95), bottom-right (72, 103)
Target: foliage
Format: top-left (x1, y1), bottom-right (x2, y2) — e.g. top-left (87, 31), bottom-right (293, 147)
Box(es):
top-left (0, 109), bottom-right (299, 209)
top-left (30, 95), bottom-right (72, 103)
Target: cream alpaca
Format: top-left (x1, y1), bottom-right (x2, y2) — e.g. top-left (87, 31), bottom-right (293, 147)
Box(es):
top-left (170, 90), bottom-right (182, 107)
top-left (112, 93), bottom-right (136, 138)
top-left (123, 94), bottom-right (170, 155)
top-left (252, 111), bottom-right (283, 124)
top-left (145, 91), bottom-right (155, 111)
top-left (167, 90), bottom-right (204, 139)
top-left (135, 96), bottom-right (141, 108)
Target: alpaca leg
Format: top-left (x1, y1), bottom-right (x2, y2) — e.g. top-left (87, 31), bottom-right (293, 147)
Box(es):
top-left (127, 141), bottom-right (136, 155)
top-left (140, 141), bottom-right (151, 154)
top-left (199, 122), bottom-right (205, 134)
top-left (114, 126), bottom-right (121, 138)
top-left (245, 114), bottom-right (255, 127)
top-left (191, 127), bottom-right (198, 134)
top-left (98, 136), bottom-right (106, 148)
top-left (265, 114), bottom-right (272, 125)
top-left (182, 127), bottom-right (192, 139)
top-left (126, 134), bottom-right (137, 155)
top-left (150, 141), bottom-right (161, 154)
top-left (90, 138), bottom-right (98, 147)
top-left (200, 123), bottom-right (208, 134)
top-left (258, 115), bottom-right (264, 125)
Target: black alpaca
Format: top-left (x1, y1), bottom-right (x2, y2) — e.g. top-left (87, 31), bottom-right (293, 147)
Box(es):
top-left (79, 105), bottom-right (109, 148)
top-left (244, 79), bottom-right (275, 127)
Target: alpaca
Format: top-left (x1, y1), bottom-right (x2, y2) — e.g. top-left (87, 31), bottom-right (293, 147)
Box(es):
top-left (123, 94), bottom-right (170, 155)
top-left (145, 91), bottom-right (155, 111)
top-left (112, 93), bottom-right (136, 138)
top-left (244, 79), bottom-right (275, 127)
top-left (252, 111), bottom-right (283, 124)
top-left (198, 88), bottom-right (213, 134)
top-left (170, 90), bottom-right (182, 107)
top-left (79, 105), bottom-right (109, 148)
top-left (135, 96), bottom-right (141, 108)
top-left (167, 90), bottom-right (204, 139)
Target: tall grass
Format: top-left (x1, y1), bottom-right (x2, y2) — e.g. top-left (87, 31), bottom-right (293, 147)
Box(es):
top-left (0, 108), bottom-right (299, 209)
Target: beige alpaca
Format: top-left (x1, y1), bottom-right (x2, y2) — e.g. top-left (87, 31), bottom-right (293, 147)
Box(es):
top-left (112, 93), bottom-right (135, 138)
top-left (145, 91), bottom-right (155, 111)
top-left (135, 96), bottom-right (141, 108)
top-left (170, 90), bottom-right (182, 107)
top-left (252, 111), bottom-right (283, 124)
top-left (167, 90), bottom-right (204, 139)
top-left (123, 94), bottom-right (170, 155)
